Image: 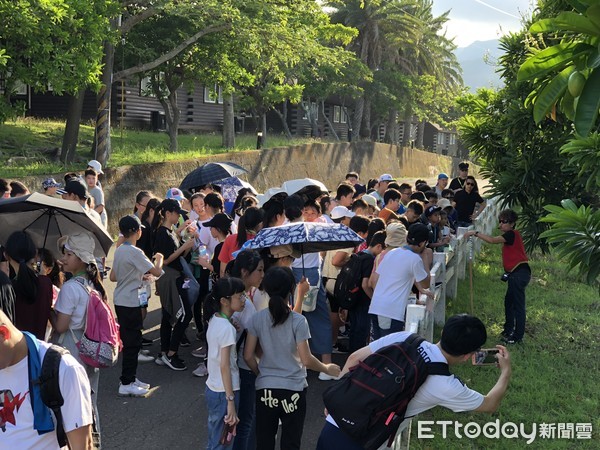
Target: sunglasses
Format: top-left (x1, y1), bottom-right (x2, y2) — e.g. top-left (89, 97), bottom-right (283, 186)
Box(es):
top-left (465, 182), bottom-right (475, 186)
top-left (499, 220), bottom-right (511, 224)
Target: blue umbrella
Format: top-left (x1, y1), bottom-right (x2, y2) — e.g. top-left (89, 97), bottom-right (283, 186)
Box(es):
top-left (213, 176), bottom-right (257, 204)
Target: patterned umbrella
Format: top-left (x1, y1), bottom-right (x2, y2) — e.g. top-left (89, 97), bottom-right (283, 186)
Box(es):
top-left (213, 176), bottom-right (257, 203)
top-left (179, 162), bottom-right (249, 192)
top-left (246, 222), bottom-right (363, 254)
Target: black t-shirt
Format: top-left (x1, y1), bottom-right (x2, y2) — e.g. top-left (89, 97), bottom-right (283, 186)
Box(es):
top-left (453, 189), bottom-right (484, 223)
top-left (210, 242), bottom-right (224, 284)
top-left (137, 220), bottom-right (153, 259)
top-left (154, 226), bottom-right (183, 272)
top-left (357, 251), bottom-right (375, 303)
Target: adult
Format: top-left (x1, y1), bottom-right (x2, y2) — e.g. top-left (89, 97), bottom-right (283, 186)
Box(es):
top-left (368, 224), bottom-right (433, 338)
top-left (434, 173), bottom-right (449, 197)
top-left (0, 306), bottom-right (93, 449)
top-left (465, 209), bottom-right (530, 344)
top-left (4, 231), bottom-right (53, 340)
top-left (453, 176), bottom-right (486, 228)
top-left (450, 162), bottom-right (478, 192)
top-left (49, 231), bottom-right (106, 442)
top-left (317, 315), bottom-right (513, 449)
top-left (244, 267), bottom-right (341, 450)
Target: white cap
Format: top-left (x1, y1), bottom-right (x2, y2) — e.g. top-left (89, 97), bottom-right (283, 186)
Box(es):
top-left (87, 159), bottom-right (104, 174)
top-left (330, 206), bottom-right (356, 220)
top-left (379, 173), bottom-right (394, 182)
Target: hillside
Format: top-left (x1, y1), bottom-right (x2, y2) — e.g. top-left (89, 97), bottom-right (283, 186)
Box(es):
top-left (456, 39), bottom-right (504, 92)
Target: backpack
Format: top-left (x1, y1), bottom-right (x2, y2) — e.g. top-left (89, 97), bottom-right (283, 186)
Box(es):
top-left (333, 252), bottom-right (370, 310)
top-left (322, 334), bottom-right (451, 450)
top-left (75, 281), bottom-right (121, 368)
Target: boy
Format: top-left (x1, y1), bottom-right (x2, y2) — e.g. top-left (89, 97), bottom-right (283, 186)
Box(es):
top-left (424, 205), bottom-right (450, 251)
top-left (84, 169), bottom-right (107, 228)
top-left (42, 178), bottom-right (62, 197)
top-left (110, 215), bottom-right (164, 396)
top-left (378, 189), bottom-right (401, 224)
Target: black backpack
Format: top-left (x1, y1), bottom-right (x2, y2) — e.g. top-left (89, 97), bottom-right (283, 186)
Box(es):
top-left (322, 334), bottom-right (451, 450)
top-left (333, 252), bottom-right (371, 310)
top-left (37, 345), bottom-right (69, 447)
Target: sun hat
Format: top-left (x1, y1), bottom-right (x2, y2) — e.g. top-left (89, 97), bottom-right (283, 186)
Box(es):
top-left (437, 198), bottom-right (452, 210)
top-left (57, 232), bottom-right (96, 264)
top-left (385, 222), bottom-right (407, 248)
top-left (270, 244), bottom-right (301, 259)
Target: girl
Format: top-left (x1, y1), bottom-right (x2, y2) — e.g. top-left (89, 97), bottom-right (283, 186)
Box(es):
top-left (50, 231), bottom-right (106, 440)
top-left (151, 199), bottom-right (196, 370)
top-left (203, 277), bottom-right (246, 450)
top-left (133, 190), bottom-right (153, 219)
top-left (219, 207), bottom-right (264, 276)
top-left (5, 231), bottom-right (53, 340)
top-left (244, 266), bottom-right (341, 450)
top-left (261, 197), bottom-right (286, 229)
top-left (229, 250), bottom-right (265, 450)
top-left (139, 197), bottom-right (161, 259)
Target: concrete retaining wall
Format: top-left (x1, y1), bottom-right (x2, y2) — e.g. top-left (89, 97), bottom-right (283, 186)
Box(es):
top-left (19, 142), bottom-right (475, 234)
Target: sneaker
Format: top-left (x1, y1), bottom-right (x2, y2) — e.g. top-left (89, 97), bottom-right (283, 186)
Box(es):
top-left (133, 378), bottom-right (150, 390)
top-left (180, 335), bottom-right (191, 347)
top-left (191, 346), bottom-right (207, 358)
top-left (503, 337), bottom-right (523, 345)
top-left (192, 362), bottom-right (208, 377)
top-left (332, 343), bottom-right (349, 354)
top-left (118, 383), bottom-right (148, 397)
top-left (155, 354), bottom-right (165, 366)
top-left (139, 349), bottom-right (151, 356)
top-left (162, 353), bottom-right (187, 371)
top-left (318, 372), bottom-right (338, 381)
top-left (138, 352), bottom-right (154, 363)
top-left (141, 338), bottom-right (153, 347)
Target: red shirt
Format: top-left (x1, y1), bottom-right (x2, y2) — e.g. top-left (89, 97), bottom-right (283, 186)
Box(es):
top-left (502, 230), bottom-right (528, 272)
top-left (218, 232), bottom-right (256, 265)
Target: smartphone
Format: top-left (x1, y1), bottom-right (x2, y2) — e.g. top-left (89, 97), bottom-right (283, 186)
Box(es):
top-left (472, 348), bottom-right (500, 366)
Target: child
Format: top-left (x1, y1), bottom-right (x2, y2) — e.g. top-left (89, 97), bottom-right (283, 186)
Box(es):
top-left (84, 168), bottom-right (107, 228)
top-left (42, 177), bottom-right (61, 197)
top-left (110, 215), bottom-right (164, 396)
top-left (203, 277), bottom-right (247, 449)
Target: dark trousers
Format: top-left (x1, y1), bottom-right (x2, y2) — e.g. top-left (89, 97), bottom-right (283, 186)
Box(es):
top-left (232, 369), bottom-right (256, 450)
top-left (192, 268), bottom-right (210, 334)
top-left (255, 388), bottom-right (307, 450)
top-left (348, 300), bottom-right (370, 353)
top-left (504, 266), bottom-right (531, 340)
top-left (160, 282), bottom-right (194, 354)
top-left (115, 305), bottom-right (143, 385)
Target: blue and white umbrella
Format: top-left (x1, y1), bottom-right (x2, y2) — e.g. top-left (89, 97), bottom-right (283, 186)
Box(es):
top-left (213, 176), bottom-right (257, 204)
top-left (246, 222), bottom-right (364, 254)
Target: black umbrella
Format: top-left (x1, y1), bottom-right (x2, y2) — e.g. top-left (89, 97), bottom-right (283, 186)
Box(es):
top-left (0, 193), bottom-right (113, 257)
top-left (179, 162), bottom-right (249, 192)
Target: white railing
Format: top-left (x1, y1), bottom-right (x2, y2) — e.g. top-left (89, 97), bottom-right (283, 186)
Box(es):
top-left (387, 197), bottom-right (500, 450)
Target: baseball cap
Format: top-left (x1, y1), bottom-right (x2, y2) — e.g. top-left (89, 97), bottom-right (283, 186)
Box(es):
top-left (119, 215), bottom-right (144, 235)
top-left (438, 173), bottom-right (449, 180)
top-left (379, 174), bottom-right (395, 182)
top-left (425, 205), bottom-right (442, 217)
top-left (437, 198), bottom-right (452, 210)
top-left (361, 194), bottom-right (380, 211)
top-left (42, 178), bottom-right (61, 189)
top-left (87, 159), bottom-right (104, 175)
top-left (406, 223), bottom-right (430, 245)
top-left (166, 187), bottom-right (185, 201)
top-left (330, 206), bottom-right (356, 220)
top-left (385, 222), bottom-right (407, 248)
top-left (203, 213), bottom-right (233, 231)
top-left (270, 244), bottom-right (301, 259)
top-left (60, 179), bottom-right (88, 199)
top-left (57, 232), bottom-right (96, 264)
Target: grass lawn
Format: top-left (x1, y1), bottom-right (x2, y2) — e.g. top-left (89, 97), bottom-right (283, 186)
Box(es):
top-left (0, 117), bottom-right (323, 177)
top-left (409, 244), bottom-right (600, 449)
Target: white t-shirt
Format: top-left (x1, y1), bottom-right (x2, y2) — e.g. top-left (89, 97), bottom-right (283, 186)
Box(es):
top-left (113, 244), bottom-right (154, 308)
top-left (197, 218), bottom-right (237, 255)
top-left (291, 252), bottom-right (321, 270)
top-left (206, 316), bottom-right (240, 393)
top-left (326, 331), bottom-right (483, 429)
top-left (53, 278), bottom-right (92, 331)
top-left (368, 247), bottom-right (428, 322)
top-left (0, 340), bottom-right (93, 450)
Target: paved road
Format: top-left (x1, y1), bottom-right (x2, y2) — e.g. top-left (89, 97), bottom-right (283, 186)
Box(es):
top-left (97, 267), bottom-right (348, 450)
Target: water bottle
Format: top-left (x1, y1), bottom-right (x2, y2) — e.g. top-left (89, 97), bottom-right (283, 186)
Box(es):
top-left (198, 244), bottom-right (207, 258)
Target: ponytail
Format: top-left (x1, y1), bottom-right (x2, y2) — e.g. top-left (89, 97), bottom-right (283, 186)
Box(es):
top-left (236, 207), bottom-right (264, 248)
top-left (262, 266), bottom-right (296, 327)
top-left (86, 263), bottom-right (107, 300)
top-left (5, 231), bottom-right (38, 303)
top-left (203, 277), bottom-right (245, 320)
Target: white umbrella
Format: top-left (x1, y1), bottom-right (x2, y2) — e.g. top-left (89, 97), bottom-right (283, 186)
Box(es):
top-left (281, 178), bottom-right (329, 197)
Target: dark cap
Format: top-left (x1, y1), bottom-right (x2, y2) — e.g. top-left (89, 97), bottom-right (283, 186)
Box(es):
top-left (119, 215), bottom-right (143, 234)
top-left (203, 213), bottom-right (233, 231)
top-left (458, 162), bottom-right (469, 170)
top-left (406, 223), bottom-right (430, 245)
top-left (410, 191), bottom-right (427, 203)
top-left (425, 205), bottom-right (442, 217)
top-left (63, 179), bottom-right (88, 199)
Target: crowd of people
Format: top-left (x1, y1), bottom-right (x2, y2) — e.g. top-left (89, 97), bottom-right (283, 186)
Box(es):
top-left (0, 161), bottom-right (523, 450)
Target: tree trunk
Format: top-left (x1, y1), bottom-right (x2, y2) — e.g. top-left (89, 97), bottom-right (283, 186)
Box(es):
top-left (93, 37), bottom-right (115, 165)
top-left (61, 90), bottom-right (85, 163)
top-left (159, 89), bottom-right (179, 152)
top-left (222, 92), bottom-right (235, 148)
top-left (351, 97), bottom-right (364, 141)
top-left (321, 100), bottom-right (339, 141)
top-left (384, 108), bottom-right (398, 144)
top-left (402, 103), bottom-right (413, 147)
top-left (272, 103), bottom-right (293, 139)
top-left (416, 119), bottom-right (425, 149)
top-left (361, 96), bottom-right (371, 139)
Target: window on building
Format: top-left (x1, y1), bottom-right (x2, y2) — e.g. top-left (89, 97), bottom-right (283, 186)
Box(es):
top-left (13, 80), bottom-right (27, 96)
top-left (140, 76), bottom-right (156, 97)
top-left (450, 133), bottom-right (456, 145)
top-left (437, 133), bottom-right (445, 145)
top-left (302, 102), bottom-right (318, 120)
top-left (340, 108), bottom-right (347, 123)
top-left (204, 84), bottom-right (223, 104)
top-left (333, 105), bottom-right (341, 123)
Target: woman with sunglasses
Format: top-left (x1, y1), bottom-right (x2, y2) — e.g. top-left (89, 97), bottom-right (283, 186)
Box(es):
top-left (453, 175), bottom-right (487, 228)
top-left (465, 209), bottom-right (530, 344)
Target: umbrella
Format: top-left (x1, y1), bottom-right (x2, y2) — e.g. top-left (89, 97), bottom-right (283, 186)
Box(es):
top-left (213, 176), bottom-right (257, 204)
top-left (179, 162), bottom-right (249, 192)
top-left (281, 178), bottom-right (329, 201)
top-left (0, 193), bottom-right (113, 257)
top-left (246, 222), bottom-right (363, 254)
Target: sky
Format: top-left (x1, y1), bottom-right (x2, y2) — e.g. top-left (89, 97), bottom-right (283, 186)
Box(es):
top-left (432, 0), bottom-right (537, 47)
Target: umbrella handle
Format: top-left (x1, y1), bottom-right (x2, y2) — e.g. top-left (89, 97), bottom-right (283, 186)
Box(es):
top-left (301, 243), bottom-right (305, 277)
